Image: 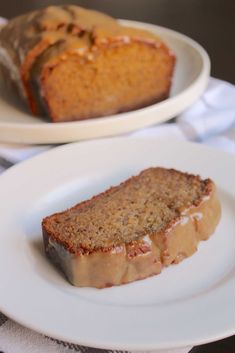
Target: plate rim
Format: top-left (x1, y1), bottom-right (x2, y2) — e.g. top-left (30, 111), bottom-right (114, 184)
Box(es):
top-left (0, 137), bottom-right (235, 350)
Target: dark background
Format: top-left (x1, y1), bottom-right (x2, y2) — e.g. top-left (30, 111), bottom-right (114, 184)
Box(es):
top-left (0, 0), bottom-right (235, 83)
top-left (0, 1), bottom-right (235, 352)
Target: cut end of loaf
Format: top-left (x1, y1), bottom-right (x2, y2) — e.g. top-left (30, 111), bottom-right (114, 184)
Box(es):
top-left (38, 38), bottom-right (175, 122)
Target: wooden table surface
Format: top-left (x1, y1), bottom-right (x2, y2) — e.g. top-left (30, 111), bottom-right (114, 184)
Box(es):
top-left (0, 1), bottom-right (235, 352)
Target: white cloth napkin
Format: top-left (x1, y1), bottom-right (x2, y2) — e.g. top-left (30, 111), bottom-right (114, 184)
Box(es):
top-left (0, 77), bottom-right (235, 353)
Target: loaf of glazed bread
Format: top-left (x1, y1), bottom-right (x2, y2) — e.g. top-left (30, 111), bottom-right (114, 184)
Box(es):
top-left (42, 167), bottom-right (221, 288)
top-left (0, 5), bottom-right (175, 122)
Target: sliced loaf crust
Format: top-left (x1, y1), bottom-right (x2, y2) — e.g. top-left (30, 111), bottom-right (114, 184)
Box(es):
top-left (42, 167), bottom-right (221, 288)
top-left (0, 5), bottom-right (175, 122)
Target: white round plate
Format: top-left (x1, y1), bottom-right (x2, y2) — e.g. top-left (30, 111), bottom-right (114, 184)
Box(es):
top-left (0, 137), bottom-right (235, 350)
top-left (0, 20), bottom-right (210, 144)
